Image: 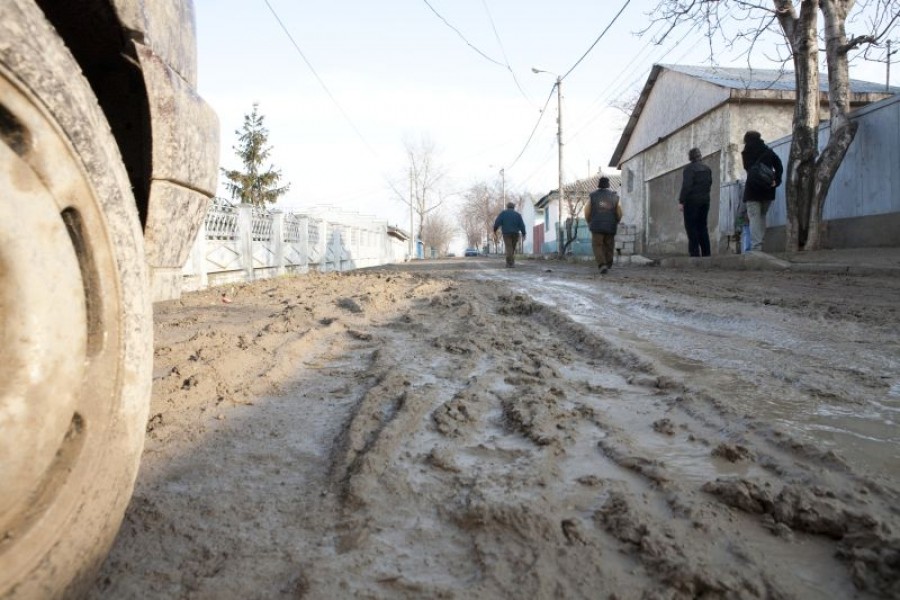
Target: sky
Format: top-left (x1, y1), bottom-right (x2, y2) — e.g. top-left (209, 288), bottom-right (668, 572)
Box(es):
top-left (194, 0), bottom-right (896, 237)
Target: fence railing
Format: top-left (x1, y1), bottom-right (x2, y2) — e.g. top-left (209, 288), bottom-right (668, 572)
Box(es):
top-left (182, 199), bottom-right (409, 292)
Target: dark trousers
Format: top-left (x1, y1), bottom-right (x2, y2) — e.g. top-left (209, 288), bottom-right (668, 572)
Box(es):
top-left (503, 233), bottom-right (520, 266)
top-left (591, 232), bottom-right (615, 268)
top-left (683, 203), bottom-right (711, 257)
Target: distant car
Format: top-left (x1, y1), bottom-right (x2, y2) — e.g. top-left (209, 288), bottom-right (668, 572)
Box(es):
top-left (464, 248), bottom-right (479, 257)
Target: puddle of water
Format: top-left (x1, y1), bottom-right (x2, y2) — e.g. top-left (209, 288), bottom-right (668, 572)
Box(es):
top-left (556, 363), bottom-right (771, 486)
top-left (508, 276), bottom-right (900, 484)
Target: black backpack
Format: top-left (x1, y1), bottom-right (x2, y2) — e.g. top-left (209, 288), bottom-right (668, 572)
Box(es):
top-left (748, 155), bottom-right (776, 189)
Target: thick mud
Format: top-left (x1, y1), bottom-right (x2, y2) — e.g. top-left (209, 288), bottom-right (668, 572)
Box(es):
top-left (88, 258), bottom-right (900, 599)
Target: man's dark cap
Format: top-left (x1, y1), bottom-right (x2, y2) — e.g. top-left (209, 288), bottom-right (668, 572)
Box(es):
top-left (506, 201), bottom-right (515, 209)
top-left (598, 177), bottom-right (610, 188)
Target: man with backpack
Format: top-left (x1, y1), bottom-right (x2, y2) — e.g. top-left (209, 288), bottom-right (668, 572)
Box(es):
top-left (741, 130), bottom-right (784, 251)
top-left (584, 176), bottom-right (622, 274)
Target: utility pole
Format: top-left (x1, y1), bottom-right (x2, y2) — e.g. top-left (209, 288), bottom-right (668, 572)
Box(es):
top-left (532, 67), bottom-right (565, 257)
top-left (500, 168), bottom-right (506, 205)
top-left (409, 167), bottom-right (414, 260)
top-left (556, 76), bottom-right (564, 258)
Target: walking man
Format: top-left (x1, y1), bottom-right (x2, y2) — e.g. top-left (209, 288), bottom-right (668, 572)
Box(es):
top-left (584, 176), bottom-right (622, 274)
top-left (741, 130), bottom-right (783, 251)
top-left (493, 201), bottom-right (527, 268)
top-left (678, 147), bottom-right (713, 257)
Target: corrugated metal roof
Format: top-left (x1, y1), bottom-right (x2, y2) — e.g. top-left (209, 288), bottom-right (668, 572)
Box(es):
top-left (660, 63), bottom-right (900, 94)
top-left (609, 63), bottom-right (900, 167)
top-left (535, 173), bottom-right (622, 208)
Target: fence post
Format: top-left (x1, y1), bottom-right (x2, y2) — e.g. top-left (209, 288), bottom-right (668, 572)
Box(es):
top-left (190, 218), bottom-right (208, 289)
top-left (299, 215), bottom-right (309, 271)
top-left (237, 203), bottom-right (254, 281)
top-left (322, 221), bottom-right (331, 272)
top-left (272, 210), bottom-right (285, 276)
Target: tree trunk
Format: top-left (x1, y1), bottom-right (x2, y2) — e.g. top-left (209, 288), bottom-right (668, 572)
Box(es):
top-left (808, 0), bottom-right (860, 250)
top-left (781, 0), bottom-right (821, 251)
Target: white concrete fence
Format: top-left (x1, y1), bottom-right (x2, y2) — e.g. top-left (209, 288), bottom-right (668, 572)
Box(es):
top-left (182, 198), bottom-right (409, 292)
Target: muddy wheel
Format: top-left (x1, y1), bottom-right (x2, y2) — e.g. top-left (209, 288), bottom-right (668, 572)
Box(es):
top-left (0, 2), bottom-right (152, 598)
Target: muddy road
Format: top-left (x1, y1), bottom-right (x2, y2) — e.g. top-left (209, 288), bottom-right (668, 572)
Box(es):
top-left (88, 258), bottom-right (900, 599)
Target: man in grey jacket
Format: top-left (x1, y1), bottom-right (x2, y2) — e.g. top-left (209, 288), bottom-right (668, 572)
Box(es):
top-left (493, 202), bottom-right (527, 267)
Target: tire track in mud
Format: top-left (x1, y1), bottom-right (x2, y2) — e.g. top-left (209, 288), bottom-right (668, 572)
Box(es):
top-left (291, 286), bottom-right (716, 596)
top-left (305, 270), bottom-right (898, 598)
top-left (493, 268), bottom-right (900, 598)
top-left (89, 272), bottom-right (452, 599)
top-left (89, 266), bottom-right (899, 599)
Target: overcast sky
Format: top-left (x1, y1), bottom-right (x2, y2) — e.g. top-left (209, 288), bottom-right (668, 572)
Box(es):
top-left (195, 0), bottom-right (895, 230)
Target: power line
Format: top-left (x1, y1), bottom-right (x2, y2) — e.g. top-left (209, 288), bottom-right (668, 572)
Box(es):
top-left (422, 0), bottom-right (533, 104)
top-left (506, 0), bottom-right (633, 187)
top-left (567, 24), bottom-right (701, 145)
top-left (561, 0), bottom-right (632, 81)
top-left (479, 0), bottom-right (532, 102)
top-left (565, 21), bottom-right (667, 135)
top-left (421, 0), bottom-right (506, 67)
top-left (506, 84), bottom-right (557, 171)
top-left (263, 1), bottom-right (367, 152)
top-left (262, 1), bottom-right (409, 203)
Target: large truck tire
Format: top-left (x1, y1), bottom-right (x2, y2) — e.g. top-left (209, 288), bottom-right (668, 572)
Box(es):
top-left (0, 2), bottom-right (153, 598)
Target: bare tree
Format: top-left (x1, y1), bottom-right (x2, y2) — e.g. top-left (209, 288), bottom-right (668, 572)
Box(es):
top-left (609, 90), bottom-right (641, 117)
top-left (399, 135), bottom-right (446, 246)
top-left (419, 209), bottom-right (456, 256)
top-left (646, 0), bottom-right (899, 250)
top-left (460, 180), bottom-right (504, 252)
top-left (560, 179), bottom-right (595, 255)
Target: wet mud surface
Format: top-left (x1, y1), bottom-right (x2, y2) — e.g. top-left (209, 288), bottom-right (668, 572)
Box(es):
top-left (88, 258), bottom-right (900, 599)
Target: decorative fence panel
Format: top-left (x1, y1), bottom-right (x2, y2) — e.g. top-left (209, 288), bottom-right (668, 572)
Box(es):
top-left (182, 200), bottom-right (408, 293)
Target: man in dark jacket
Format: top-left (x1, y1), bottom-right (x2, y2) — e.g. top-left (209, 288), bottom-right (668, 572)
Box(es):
top-left (493, 201), bottom-right (527, 267)
top-left (584, 176), bottom-right (622, 274)
top-left (741, 130), bottom-right (783, 251)
top-left (678, 147), bottom-right (713, 257)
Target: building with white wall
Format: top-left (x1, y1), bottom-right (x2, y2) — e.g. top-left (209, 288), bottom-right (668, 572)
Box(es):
top-left (610, 64), bottom-right (894, 256)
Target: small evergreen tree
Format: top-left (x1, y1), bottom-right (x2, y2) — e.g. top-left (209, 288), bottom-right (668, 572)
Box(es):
top-left (221, 103), bottom-right (290, 206)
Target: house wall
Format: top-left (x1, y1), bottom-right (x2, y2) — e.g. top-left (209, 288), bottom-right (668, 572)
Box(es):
top-left (619, 101), bottom-right (797, 256)
top-left (519, 195), bottom-right (538, 255)
top-left (646, 151), bottom-right (722, 255)
top-left (618, 155), bottom-right (646, 253)
top-left (623, 70), bottom-right (729, 161)
top-left (722, 100), bottom-right (797, 181)
top-left (763, 93), bottom-right (900, 249)
top-left (540, 197), bottom-right (562, 254)
top-left (621, 105), bottom-right (731, 254)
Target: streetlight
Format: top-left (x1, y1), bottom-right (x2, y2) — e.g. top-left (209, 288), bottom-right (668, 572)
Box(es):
top-left (532, 67), bottom-right (564, 257)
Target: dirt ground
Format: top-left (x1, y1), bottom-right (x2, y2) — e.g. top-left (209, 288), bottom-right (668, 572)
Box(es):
top-left (87, 257), bottom-right (900, 599)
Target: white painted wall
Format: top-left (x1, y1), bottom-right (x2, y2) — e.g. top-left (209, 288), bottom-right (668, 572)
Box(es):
top-left (618, 100), bottom-right (797, 255)
top-left (621, 70), bottom-right (730, 163)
